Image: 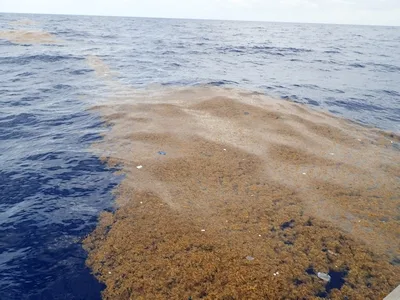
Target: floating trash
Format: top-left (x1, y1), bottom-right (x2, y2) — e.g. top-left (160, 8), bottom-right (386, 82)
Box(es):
top-left (244, 112), bottom-right (250, 115)
top-left (317, 272), bottom-right (331, 282)
top-left (136, 165), bottom-right (143, 169)
top-left (158, 151), bottom-right (167, 155)
top-left (246, 256), bottom-right (255, 261)
top-left (201, 229), bottom-right (206, 232)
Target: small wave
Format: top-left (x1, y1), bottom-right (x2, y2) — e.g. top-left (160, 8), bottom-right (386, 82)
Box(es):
top-left (53, 84), bottom-right (72, 90)
top-left (69, 69), bottom-right (93, 75)
top-left (217, 47), bottom-right (245, 53)
top-left (292, 83), bottom-right (320, 90)
top-left (0, 113), bottom-right (38, 127)
top-left (305, 98), bottom-right (320, 106)
top-left (0, 54), bottom-right (84, 65)
top-left (381, 90), bottom-right (400, 97)
top-left (349, 63), bottom-right (365, 68)
top-left (327, 99), bottom-right (384, 112)
top-left (207, 80), bottom-right (239, 86)
top-left (367, 62), bottom-right (400, 73)
top-left (17, 71), bottom-right (35, 77)
top-left (162, 51), bottom-right (177, 55)
top-left (26, 151), bottom-right (64, 161)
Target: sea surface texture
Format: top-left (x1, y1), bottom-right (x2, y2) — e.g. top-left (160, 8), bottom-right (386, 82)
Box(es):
top-left (0, 13), bottom-right (399, 299)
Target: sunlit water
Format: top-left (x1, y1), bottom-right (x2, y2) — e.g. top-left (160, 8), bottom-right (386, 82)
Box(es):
top-left (0, 13), bottom-right (399, 299)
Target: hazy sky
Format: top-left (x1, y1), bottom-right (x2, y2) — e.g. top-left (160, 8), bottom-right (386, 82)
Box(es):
top-left (1, 0), bottom-right (400, 26)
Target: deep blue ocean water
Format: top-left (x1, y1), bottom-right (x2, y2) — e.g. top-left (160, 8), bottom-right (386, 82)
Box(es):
top-left (0, 13), bottom-right (399, 299)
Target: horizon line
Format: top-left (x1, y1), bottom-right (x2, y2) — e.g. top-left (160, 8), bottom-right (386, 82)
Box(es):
top-left (1, 11), bottom-right (399, 28)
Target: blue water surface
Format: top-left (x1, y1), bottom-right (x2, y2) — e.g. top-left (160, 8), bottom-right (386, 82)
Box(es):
top-left (0, 12), bottom-right (399, 299)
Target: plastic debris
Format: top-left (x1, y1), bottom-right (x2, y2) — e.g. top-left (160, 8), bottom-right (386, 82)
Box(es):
top-left (136, 165), bottom-right (143, 169)
top-left (330, 153), bottom-right (335, 155)
top-left (223, 149), bottom-right (227, 151)
top-left (273, 271), bottom-right (279, 276)
top-left (317, 272), bottom-right (331, 282)
top-left (158, 151), bottom-right (167, 155)
top-left (328, 250), bottom-right (338, 256)
top-left (302, 172), bottom-right (307, 175)
top-left (108, 271), bottom-right (112, 274)
top-left (201, 229), bottom-right (206, 232)
top-left (244, 112), bottom-right (250, 115)
top-left (246, 256), bottom-right (255, 261)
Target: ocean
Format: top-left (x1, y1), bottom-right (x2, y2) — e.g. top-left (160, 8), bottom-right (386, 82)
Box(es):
top-left (0, 13), bottom-right (399, 299)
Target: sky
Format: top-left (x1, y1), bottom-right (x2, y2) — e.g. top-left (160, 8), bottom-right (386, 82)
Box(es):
top-left (1, 0), bottom-right (400, 26)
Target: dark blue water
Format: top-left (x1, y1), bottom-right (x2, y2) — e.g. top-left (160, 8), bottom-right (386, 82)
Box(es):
top-left (0, 12), bottom-right (399, 299)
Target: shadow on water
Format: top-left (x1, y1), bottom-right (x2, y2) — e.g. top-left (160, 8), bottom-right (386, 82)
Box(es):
top-left (304, 267), bottom-right (347, 298)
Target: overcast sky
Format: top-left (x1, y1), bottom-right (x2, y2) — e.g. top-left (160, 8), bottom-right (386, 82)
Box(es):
top-left (1, 0), bottom-right (400, 26)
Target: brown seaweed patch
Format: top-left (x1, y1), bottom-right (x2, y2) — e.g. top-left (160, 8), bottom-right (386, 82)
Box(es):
top-left (191, 96), bottom-right (282, 120)
top-left (0, 30), bottom-right (58, 44)
top-left (84, 188), bottom-right (399, 299)
top-left (268, 143), bottom-right (336, 166)
top-left (83, 85), bottom-right (400, 299)
top-left (311, 180), bottom-right (400, 257)
top-left (288, 114), bottom-right (356, 145)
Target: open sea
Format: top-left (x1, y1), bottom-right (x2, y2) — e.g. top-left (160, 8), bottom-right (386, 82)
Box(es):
top-left (0, 13), bottom-right (399, 299)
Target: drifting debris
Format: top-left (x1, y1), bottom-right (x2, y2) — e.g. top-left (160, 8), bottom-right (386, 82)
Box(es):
top-left (246, 256), bottom-right (255, 261)
top-left (136, 165), bottom-right (143, 169)
top-left (317, 272), bottom-right (331, 282)
top-left (158, 151), bottom-right (167, 155)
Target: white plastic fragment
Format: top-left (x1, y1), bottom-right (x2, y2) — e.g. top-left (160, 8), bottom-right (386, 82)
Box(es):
top-left (328, 250), bottom-right (338, 256)
top-left (223, 149), bottom-right (227, 151)
top-left (273, 271), bottom-right (279, 276)
top-left (108, 271), bottom-right (112, 275)
top-left (246, 256), bottom-right (254, 261)
top-left (302, 173), bottom-right (307, 175)
top-left (136, 165), bottom-right (143, 169)
top-left (201, 229), bottom-right (206, 232)
top-left (330, 153), bottom-right (335, 155)
top-left (317, 272), bottom-right (331, 282)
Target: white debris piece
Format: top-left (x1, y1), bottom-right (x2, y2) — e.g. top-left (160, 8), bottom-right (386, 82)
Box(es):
top-left (317, 272), bottom-right (331, 282)
top-left (136, 165), bottom-right (143, 169)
